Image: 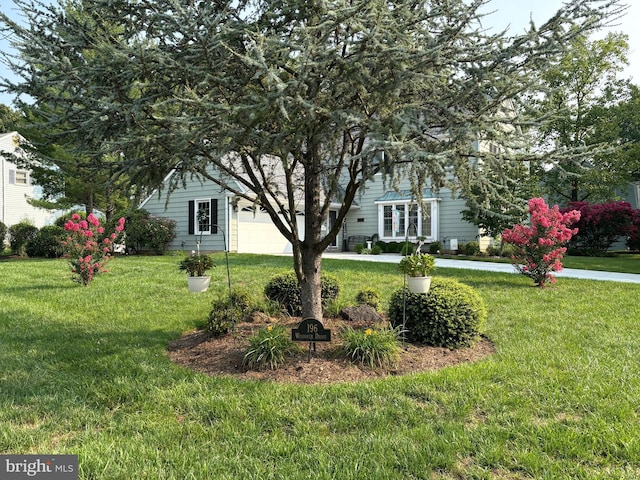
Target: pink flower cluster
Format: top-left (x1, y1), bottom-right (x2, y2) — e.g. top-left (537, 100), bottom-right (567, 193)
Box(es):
top-left (62, 213), bottom-right (125, 286)
top-left (502, 198), bottom-right (580, 287)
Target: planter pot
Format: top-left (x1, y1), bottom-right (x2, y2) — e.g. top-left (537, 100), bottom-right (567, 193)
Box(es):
top-left (187, 276), bottom-right (211, 293)
top-left (407, 276), bottom-right (432, 294)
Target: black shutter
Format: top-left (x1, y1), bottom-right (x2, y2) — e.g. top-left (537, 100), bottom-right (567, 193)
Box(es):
top-left (188, 200), bottom-right (195, 234)
top-left (211, 199), bottom-right (218, 233)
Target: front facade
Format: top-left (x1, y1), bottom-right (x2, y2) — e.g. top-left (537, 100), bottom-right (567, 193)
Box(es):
top-left (141, 168), bottom-right (484, 254)
top-left (0, 131), bottom-right (57, 232)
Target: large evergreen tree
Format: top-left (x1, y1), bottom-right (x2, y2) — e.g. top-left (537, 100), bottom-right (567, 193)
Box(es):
top-left (1, 0), bottom-right (625, 318)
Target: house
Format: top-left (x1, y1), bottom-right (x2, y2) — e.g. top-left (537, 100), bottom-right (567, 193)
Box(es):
top-left (141, 159), bottom-right (487, 255)
top-left (0, 131), bottom-right (57, 232)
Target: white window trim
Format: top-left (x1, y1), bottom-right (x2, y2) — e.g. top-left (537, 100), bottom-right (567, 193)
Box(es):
top-left (375, 198), bottom-right (438, 242)
top-left (195, 198), bottom-right (212, 236)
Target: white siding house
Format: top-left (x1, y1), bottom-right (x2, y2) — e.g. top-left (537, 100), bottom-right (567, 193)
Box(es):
top-left (0, 132), bottom-right (57, 233)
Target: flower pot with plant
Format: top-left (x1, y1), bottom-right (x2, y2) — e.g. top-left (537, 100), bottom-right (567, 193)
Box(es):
top-left (398, 253), bottom-right (435, 294)
top-left (179, 252), bottom-right (214, 292)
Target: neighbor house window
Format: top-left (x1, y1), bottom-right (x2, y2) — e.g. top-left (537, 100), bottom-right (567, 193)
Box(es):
top-left (9, 169), bottom-right (29, 186)
top-left (376, 199), bottom-right (438, 242)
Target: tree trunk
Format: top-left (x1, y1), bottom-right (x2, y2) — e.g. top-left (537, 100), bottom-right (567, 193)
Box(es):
top-left (299, 244), bottom-right (323, 319)
top-left (296, 145), bottom-right (326, 320)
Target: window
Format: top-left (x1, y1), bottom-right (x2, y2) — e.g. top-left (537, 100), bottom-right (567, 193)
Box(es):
top-left (188, 199), bottom-right (218, 235)
top-left (8, 169), bottom-right (29, 186)
top-left (377, 199), bottom-right (438, 242)
top-left (196, 200), bottom-right (211, 235)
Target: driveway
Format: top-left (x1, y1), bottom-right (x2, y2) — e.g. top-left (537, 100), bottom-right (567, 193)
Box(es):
top-left (322, 252), bottom-right (640, 284)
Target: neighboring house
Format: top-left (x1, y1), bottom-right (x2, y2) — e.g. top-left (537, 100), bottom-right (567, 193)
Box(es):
top-left (141, 158), bottom-right (487, 254)
top-left (0, 131), bottom-right (57, 232)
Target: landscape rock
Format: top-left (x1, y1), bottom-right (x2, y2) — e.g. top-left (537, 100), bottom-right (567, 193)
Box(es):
top-left (339, 304), bottom-right (384, 323)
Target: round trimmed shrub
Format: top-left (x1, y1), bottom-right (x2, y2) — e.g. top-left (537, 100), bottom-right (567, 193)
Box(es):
top-left (25, 225), bottom-right (65, 258)
top-left (464, 241), bottom-right (480, 256)
top-left (388, 278), bottom-right (487, 348)
top-left (428, 241), bottom-right (441, 254)
top-left (8, 221), bottom-right (38, 256)
top-left (208, 288), bottom-right (254, 336)
top-left (264, 272), bottom-right (340, 316)
top-left (400, 243), bottom-right (415, 256)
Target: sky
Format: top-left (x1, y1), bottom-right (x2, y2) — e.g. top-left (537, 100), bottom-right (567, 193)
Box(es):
top-left (0, 0), bottom-right (639, 107)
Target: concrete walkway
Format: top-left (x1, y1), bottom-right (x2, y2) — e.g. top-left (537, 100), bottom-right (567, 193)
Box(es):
top-left (321, 252), bottom-right (640, 284)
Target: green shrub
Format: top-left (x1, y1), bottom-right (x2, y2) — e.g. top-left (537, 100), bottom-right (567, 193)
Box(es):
top-left (0, 221), bottom-right (7, 247)
top-left (387, 241), bottom-right (400, 253)
top-left (354, 244), bottom-right (364, 254)
top-left (375, 241), bottom-right (388, 253)
top-left (371, 245), bottom-right (382, 255)
top-left (243, 324), bottom-right (299, 370)
top-left (356, 288), bottom-right (381, 310)
top-left (388, 278), bottom-right (487, 348)
top-left (501, 243), bottom-right (516, 258)
top-left (456, 242), bottom-right (465, 254)
top-left (117, 209), bottom-right (176, 254)
top-left (264, 272), bottom-right (340, 316)
top-left (25, 225), bottom-right (65, 258)
top-left (464, 241), bottom-right (480, 256)
top-left (428, 241), bottom-right (441, 254)
top-left (8, 221), bottom-right (38, 256)
top-left (485, 245), bottom-right (500, 256)
top-left (340, 326), bottom-right (402, 368)
top-left (400, 243), bottom-right (415, 256)
top-left (207, 288), bottom-right (253, 336)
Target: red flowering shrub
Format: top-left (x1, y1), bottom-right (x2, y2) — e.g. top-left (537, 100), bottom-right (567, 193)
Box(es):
top-left (62, 213), bottom-right (125, 285)
top-left (627, 210), bottom-right (640, 251)
top-left (561, 201), bottom-right (635, 255)
top-left (503, 198), bottom-right (580, 287)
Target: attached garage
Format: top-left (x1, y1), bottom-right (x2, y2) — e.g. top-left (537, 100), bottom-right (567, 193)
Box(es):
top-left (236, 206), bottom-right (305, 254)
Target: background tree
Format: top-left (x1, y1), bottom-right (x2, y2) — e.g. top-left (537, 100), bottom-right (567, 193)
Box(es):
top-left (460, 153), bottom-right (535, 247)
top-left (530, 32), bottom-right (630, 204)
top-left (587, 81), bottom-right (640, 190)
top-left (0, 104), bottom-right (20, 132)
top-left (1, 2), bottom-right (134, 218)
top-left (1, 0), bottom-right (625, 318)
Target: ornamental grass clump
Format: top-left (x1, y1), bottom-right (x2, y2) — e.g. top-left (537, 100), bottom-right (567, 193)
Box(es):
top-left (243, 325), bottom-right (299, 370)
top-left (62, 213), bottom-right (125, 286)
top-left (502, 198), bottom-right (580, 287)
top-left (340, 325), bottom-right (402, 368)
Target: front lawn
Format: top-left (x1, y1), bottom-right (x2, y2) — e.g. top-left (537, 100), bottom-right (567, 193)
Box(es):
top-left (1, 254), bottom-right (638, 479)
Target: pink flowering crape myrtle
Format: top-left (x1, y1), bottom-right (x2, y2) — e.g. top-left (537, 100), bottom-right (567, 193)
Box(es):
top-left (62, 214), bottom-right (126, 286)
top-left (502, 198), bottom-right (580, 287)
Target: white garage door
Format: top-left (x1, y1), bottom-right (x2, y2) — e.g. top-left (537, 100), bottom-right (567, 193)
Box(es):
top-left (237, 208), bottom-right (304, 254)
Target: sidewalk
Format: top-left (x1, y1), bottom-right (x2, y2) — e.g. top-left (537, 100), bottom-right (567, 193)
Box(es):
top-left (321, 252), bottom-right (640, 284)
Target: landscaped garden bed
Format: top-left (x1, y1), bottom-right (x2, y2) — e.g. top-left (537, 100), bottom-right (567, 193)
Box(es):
top-left (167, 316), bottom-right (495, 385)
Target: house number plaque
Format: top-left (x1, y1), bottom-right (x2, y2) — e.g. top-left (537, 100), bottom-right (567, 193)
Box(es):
top-left (291, 318), bottom-right (331, 361)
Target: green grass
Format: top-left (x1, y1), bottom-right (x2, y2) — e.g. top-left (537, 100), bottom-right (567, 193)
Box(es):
top-left (1, 254), bottom-right (639, 479)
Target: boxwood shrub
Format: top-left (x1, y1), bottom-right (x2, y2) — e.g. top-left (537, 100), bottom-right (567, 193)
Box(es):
top-left (25, 225), bottom-right (65, 258)
top-left (264, 272), bottom-right (340, 316)
top-left (388, 278), bottom-right (487, 348)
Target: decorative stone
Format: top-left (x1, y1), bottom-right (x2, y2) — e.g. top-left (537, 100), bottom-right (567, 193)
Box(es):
top-left (339, 304), bottom-right (384, 323)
